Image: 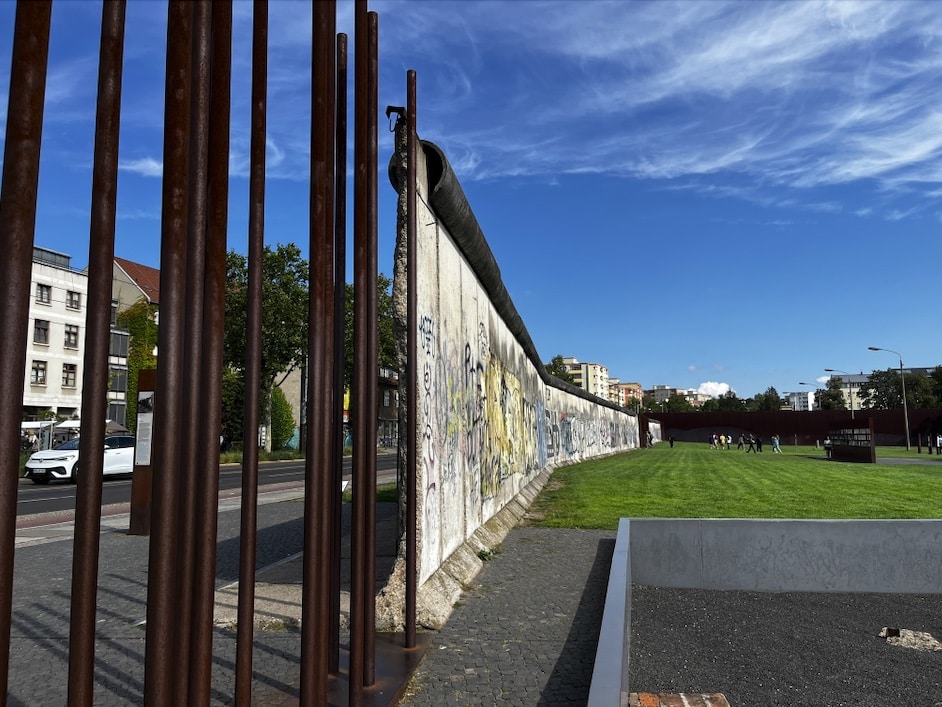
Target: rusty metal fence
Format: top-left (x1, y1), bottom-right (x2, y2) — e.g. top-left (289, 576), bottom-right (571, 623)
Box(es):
top-left (0, 1), bottom-right (419, 704)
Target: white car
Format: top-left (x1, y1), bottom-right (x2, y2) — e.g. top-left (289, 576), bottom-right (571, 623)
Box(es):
top-left (24, 435), bottom-right (135, 485)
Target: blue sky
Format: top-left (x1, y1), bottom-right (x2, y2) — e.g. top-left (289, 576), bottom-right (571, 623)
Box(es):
top-left (2, 1), bottom-right (941, 399)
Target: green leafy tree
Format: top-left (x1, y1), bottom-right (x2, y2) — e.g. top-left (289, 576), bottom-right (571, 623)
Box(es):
top-left (715, 390), bottom-right (744, 412)
top-left (641, 394), bottom-right (656, 412)
top-left (858, 368), bottom-right (904, 409)
top-left (343, 273), bottom-right (397, 390)
top-left (904, 371), bottom-right (936, 409)
top-left (224, 244), bottom-right (309, 451)
top-left (115, 298), bottom-right (159, 433)
top-left (931, 366), bottom-right (942, 404)
top-left (753, 386), bottom-right (783, 411)
top-left (817, 378), bottom-right (847, 411)
top-left (220, 369), bottom-right (245, 450)
top-left (270, 385), bottom-right (296, 450)
top-left (664, 393), bottom-right (694, 412)
top-left (544, 354), bottom-right (574, 383)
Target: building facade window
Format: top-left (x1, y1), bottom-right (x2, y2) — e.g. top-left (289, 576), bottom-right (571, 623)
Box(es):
top-left (64, 324), bottom-right (80, 349)
top-left (65, 324), bottom-right (80, 348)
top-left (109, 366), bottom-right (127, 392)
top-left (36, 283), bottom-right (51, 304)
top-left (33, 319), bottom-right (49, 345)
top-left (31, 360), bottom-right (47, 385)
top-left (66, 290), bottom-right (82, 310)
top-left (62, 363), bottom-right (77, 388)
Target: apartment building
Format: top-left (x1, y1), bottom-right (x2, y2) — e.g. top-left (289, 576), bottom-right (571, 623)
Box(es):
top-left (784, 390), bottom-right (815, 411)
top-left (23, 247), bottom-right (129, 425)
top-left (24, 247), bottom-right (88, 422)
top-left (561, 357), bottom-right (610, 399)
top-left (609, 380), bottom-right (643, 409)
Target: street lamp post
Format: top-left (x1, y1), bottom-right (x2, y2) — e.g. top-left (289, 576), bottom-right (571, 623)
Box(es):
top-left (823, 368), bottom-right (856, 419)
top-left (798, 382), bottom-right (820, 411)
top-left (868, 346), bottom-right (911, 450)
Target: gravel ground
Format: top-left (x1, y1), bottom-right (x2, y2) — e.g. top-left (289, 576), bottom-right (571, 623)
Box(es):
top-left (630, 586), bottom-right (942, 707)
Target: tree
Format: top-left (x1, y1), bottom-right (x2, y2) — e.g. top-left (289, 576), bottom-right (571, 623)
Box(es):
top-left (220, 368), bottom-right (245, 450)
top-left (544, 354), bottom-right (574, 383)
top-left (664, 393), bottom-right (694, 412)
top-left (856, 368), bottom-right (938, 410)
top-left (224, 244), bottom-right (309, 451)
top-left (115, 298), bottom-right (159, 433)
top-left (857, 368), bottom-right (904, 409)
top-left (931, 366), bottom-right (942, 405)
top-left (270, 385), bottom-right (296, 450)
top-left (817, 378), bottom-right (847, 411)
top-left (715, 390), bottom-right (744, 412)
top-left (904, 371), bottom-right (936, 409)
top-left (753, 386), bottom-right (782, 411)
top-left (343, 273), bottom-right (397, 390)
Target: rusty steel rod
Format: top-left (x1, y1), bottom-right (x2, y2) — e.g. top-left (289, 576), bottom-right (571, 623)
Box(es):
top-left (144, 2), bottom-right (193, 702)
top-left (405, 68), bottom-right (418, 648)
top-left (67, 2), bottom-right (127, 704)
top-left (364, 9), bottom-right (379, 685)
top-left (329, 30), bottom-right (348, 676)
top-left (235, 0), bottom-right (267, 701)
top-left (351, 0), bottom-right (378, 696)
top-left (172, 2), bottom-right (214, 699)
top-left (301, 1), bottom-right (336, 703)
top-left (188, 2), bottom-right (232, 704)
top-left (0, 1), bottom-right (51, 700)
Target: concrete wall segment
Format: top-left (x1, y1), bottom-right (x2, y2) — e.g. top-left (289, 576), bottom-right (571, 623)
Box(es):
top-left (383, 126), bottom-right (640, 625)
top-left (629, 518), bottom-right (942, 594)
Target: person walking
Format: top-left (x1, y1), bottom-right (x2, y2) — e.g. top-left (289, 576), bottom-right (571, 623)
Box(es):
top-left (746, 435), bottom-right (756, 453)
top-left (771, 434), bottom-right (782, 453)
top-left (755, 435), bottom-right (763, 452)
top-left (737, 434), bottom-right (745, 450)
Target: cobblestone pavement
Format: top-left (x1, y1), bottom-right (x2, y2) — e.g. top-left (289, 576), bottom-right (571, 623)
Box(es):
top-left (11, 489), bottom-right (315, 706)
top-left (400, 527), bottom-right (616, 707)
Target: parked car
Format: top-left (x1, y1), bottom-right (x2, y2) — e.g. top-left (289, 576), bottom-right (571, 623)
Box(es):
top-left (24, 435), bottom-right (136, 485)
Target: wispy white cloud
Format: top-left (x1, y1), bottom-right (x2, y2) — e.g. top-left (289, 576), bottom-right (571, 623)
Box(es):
top-left (372, 0), bottom-right (942, 222)
top-left (120, 157), bottom-right (162, 178)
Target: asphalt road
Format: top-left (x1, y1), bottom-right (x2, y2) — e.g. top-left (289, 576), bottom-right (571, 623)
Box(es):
top-left (16, 453), bottom-right (398, 517)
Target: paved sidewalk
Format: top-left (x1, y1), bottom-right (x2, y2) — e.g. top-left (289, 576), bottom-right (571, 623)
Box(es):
top-left (12, 487), bottom-right (942, 706)
top-left (400, 527), bottom-right (616, 706)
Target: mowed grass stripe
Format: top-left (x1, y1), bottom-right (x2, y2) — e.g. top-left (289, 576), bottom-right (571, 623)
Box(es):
top-left (530, 442), bottom-right (942, 529)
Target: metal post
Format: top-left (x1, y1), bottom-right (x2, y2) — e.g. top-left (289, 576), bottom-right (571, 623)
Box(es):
top-left (234, 2), bottom-right (267, 700)
top-left (868, 347), bottom-right (911, 451)
top-left (144, 2), bottom-right (193, 702)
top-left (301, 1), bottom-right (336, 702)
top-left (173, 3), bottom-right (213, 698)
top-left (351, 0), bottom-right (379, 696)
top-left (0, 1), bottom-right (51, 700)
top-left (188, 3), bottom-right (232, 703)
top-left (329, 31), bottom-right (348, 676)
top-left (405, 69), bottom-right (418, 649)
top-left (68, 2), bottom-right (126, 703)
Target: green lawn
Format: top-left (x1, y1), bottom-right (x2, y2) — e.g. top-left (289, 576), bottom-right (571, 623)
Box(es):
top-left (530, 442), bottom-right (942, 529)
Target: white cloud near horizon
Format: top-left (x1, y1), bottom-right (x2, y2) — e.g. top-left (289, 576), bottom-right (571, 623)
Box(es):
top-left (698, 381), bottom-right (731, 398)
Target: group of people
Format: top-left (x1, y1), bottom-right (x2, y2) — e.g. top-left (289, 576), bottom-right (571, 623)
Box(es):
top-left (709, 432), bottom-right (782, 453)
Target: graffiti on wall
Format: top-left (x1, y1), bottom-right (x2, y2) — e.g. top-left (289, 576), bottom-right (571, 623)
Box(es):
top-left (419, 311), bottom-right (639, 502)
